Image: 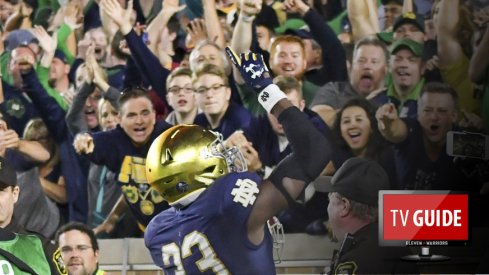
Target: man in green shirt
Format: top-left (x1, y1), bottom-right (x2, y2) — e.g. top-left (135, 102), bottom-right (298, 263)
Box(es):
top-left (0, 157), bottom-right (53, 275)
top-left (386, 38), bottom-right (425, 118)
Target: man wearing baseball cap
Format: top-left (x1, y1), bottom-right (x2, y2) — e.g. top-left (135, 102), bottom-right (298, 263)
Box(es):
top-left (392, 12), bottom-right (426, 43)
top-left (0, 157), bottom-right (52, 274)
top-left (389, 12), bottom-right (443, 85)
top-left (377, 11), bottom-right (426, 45)
top-left (383, 38), bottom-right (425, 119)
top-left (324, 157), bottom-right (417, 274)
top-left (0, 157), bottom-right (64, 274)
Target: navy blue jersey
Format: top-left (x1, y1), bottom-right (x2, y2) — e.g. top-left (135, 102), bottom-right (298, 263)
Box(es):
top-left (145, 172), bottom-right (276, 274)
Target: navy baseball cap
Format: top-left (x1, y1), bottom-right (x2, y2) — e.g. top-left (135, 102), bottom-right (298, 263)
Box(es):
top-left (393, 12), bottom-right (425, 33)
top-left (284, 29), bottom-right (314, 40)
top-left (4, 29), bottom-right (39, 52)
top-left (54, 49), bottom-right (68, 64)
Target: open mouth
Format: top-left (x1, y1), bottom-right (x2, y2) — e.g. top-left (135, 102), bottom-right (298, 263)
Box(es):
top-left (430, 125), bottom-right (440, 131)
top-left (134, 127), bottom-right (146, 135)
top-left (396, 69), bottom-right (411, 78)
top-left (95, 47), bottom-right (102, 55)
top-left (348, 131), bottom-right (362, 143)
top-left (359, 74), bottom-right (373, 86)
top-left (282, 66), bottom-right (295, 72)
top-left (85, 109), bottom-right (96, 116)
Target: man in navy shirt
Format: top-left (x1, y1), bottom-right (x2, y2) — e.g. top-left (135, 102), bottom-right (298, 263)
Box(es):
top-left (193, 64), bottom-right (252, 139)
top-left (74, 88), bottom-right (173, 230)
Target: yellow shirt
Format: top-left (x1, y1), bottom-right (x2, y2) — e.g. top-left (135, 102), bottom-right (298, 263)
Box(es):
top-left (440, 56), bottom-right (481, 114)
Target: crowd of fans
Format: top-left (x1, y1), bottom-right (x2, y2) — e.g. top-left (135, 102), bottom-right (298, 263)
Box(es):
top-left (0, 0), bottom-right (488, 255)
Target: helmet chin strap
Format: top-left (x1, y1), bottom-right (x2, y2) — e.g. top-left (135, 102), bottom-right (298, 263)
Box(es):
top-left (267, 216), bottom-right (285, 264)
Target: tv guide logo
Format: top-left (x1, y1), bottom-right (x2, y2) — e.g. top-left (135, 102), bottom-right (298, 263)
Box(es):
top-left (382, 192), bottom-right (469, 242)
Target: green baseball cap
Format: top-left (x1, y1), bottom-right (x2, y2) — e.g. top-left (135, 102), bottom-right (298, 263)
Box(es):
top-left (390, 38), bottom-right (423, 57)
top-left (377, 31), bottom-right (394, 44)
top-left (275, 19), bottom-right (306, 34)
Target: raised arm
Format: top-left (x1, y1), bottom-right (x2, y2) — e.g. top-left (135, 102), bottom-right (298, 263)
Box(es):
top-left (66, 55), bottom-right (96, 135)
top-left (21, 67), bottom-right (69, 142)
top-left (283, 0), bottom-right (348, 82)
top-left (402, 0), bottom-right (414, 13)
top-left (32, 25), bottom-right (57, 68)
top-left (435, 0), bottom-right (463, 67)
top-left (31, 26), bottom-right (71, 111)
top-left (60, 1), bottom-right (84, 62)
top-left (230, 0), bottom-right (262, 84)
top-left (469, 16), bottom-right (489, 83)
top-left (375, 103), bottom-right (408, 143)
top-left (4, 2), bottom-right (33, 32)
top-left (146, 0), bottom-right (185, 55)
top-left (225, 47), bottom-right (331, 244)
top-left (101, 0), bottom-right (170, 97)
top-left (347, 0), bottom-right (380, 42)
top-left (203, 0), bottom-right (225, 48)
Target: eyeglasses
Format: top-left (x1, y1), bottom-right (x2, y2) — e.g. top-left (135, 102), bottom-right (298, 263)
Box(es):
top-left (60, 245), bottom-right (93, 254)
top-left (195, 84), bottom-right (226, 94)
top-left (168, 86), bottom-right (195, 94)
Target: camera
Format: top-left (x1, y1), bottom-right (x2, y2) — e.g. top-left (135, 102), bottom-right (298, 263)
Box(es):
top-left (446, 131), bottom-right (489, 159)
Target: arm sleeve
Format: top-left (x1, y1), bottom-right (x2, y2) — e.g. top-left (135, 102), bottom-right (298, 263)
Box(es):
top-left (123, 56), bottom-right (145, 89)
top-left (268, 107), bottom-right (331, 201)
top-left (124, 29), bottom-right (170, 100)
top-left (104, 86), bottom-right (121, 109)
top-left (56, 23), bottom-right (76, 65)
top-left (22, 70), bottom-right (68, 142)
top-left (304, 9), bottom-right (348, 82)
top-left (65, 82), bottom-right (94, 135)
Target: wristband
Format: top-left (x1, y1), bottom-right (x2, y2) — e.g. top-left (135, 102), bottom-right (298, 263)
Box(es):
top-left (258, 84), bottom-right (288, 113)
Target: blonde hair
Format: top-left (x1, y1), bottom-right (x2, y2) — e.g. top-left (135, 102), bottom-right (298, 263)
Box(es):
top-left (192, 63), bottom-right (229, 86)
top-left (23, 118), bottom-right (49, 141)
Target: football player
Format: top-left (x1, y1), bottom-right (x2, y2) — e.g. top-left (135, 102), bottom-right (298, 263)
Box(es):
top-left (144, 47), bottom-right (331, 274)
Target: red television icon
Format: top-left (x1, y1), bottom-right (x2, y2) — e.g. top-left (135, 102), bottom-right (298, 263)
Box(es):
top-left (379, 190), bottom-right (469, 261)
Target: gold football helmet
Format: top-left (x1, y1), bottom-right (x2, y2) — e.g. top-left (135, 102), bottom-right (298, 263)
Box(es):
top-left (146, 125), bottom-right (247, 207)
